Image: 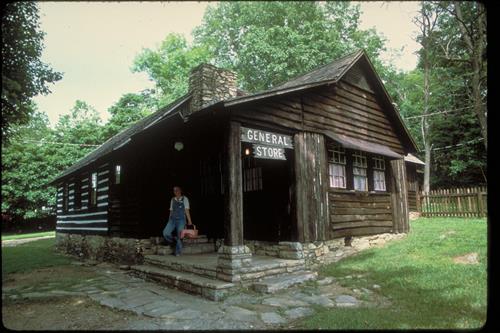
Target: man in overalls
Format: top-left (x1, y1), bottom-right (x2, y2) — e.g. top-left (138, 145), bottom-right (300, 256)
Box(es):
top-left (163, 186), bottom-right (193, 256)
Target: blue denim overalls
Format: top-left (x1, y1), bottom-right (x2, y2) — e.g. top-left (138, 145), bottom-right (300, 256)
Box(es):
top-left (162, 197), bottom-right (186, 255)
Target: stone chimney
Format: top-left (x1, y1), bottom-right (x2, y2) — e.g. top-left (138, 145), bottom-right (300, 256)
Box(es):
top-left (188, 63), bottom-right (237, 114)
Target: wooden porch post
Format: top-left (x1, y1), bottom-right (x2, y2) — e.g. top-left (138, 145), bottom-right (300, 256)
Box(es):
top-left (390, 159), bottom-right (410, 233)
top-left (294, 132), bottom-right (329, 242)
top-left (224, 121), bottom-right (244, 246)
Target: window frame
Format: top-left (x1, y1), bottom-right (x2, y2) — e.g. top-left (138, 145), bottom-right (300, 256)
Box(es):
top-left (115, 164), bottom-right (122, 185)
top-left (89, 172), bottom-right (98, 207)
top-left (327, 144), bottom-right (347, 189)
top-left (352, 151), bottom-right (368, 192)
top-left (372, 156), bottom-right (386, 192)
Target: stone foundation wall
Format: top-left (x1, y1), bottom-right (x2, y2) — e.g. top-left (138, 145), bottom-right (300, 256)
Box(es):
top-left (242, 234), bottom-right (406, 269)
top-left (55, 232), bottom-right (155, 264)
top-left (244, 240), bottom-right (281, 257)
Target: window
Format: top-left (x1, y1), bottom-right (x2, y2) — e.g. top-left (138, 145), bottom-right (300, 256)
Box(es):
top-left (243, 156), bottom-right (263, 192)
top-left (328, 145), bottom-right (346, 188)
top-left (115, 165), bottom-right (121, 185)
top-left (352, 151), bottom-right (368, 191)
top-left (373, 156), bottom-right (386, 191)
top-left (90, 172), bottom-right (98, 206)
top-left (74, 179), bottom-right (82, 210)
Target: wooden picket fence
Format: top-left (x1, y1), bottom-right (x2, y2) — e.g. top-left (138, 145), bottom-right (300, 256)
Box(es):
top-left (420, 186), bottom-right (487, 217)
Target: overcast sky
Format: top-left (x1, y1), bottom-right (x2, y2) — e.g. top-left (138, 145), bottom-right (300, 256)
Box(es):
top-left (33, 1), bottom-right (421, 126)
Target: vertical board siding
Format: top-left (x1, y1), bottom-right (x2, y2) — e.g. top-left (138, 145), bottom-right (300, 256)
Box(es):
top-left (328, 190), bottom-right (393, 238)
top-left (294, 132), bottom-right (329, 242)
top-left (420, 186), bottom-right (487, 217)
top-left (390, 159), bottom-right (409, 233)
top-left (223, 121), bottom-right (244, 246)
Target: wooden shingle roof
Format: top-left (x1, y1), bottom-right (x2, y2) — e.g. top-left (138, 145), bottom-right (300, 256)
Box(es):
top-left (225, 49), bottom-right (363, 106)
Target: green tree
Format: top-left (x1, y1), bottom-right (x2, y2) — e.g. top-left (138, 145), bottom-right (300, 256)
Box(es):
top-left (193, 1), bottom-right (388, 93)
top-left (436, 2), bottom-right (487, 150)
top-left (391, 2), bottom-right (486, 188)
top-left (2, 2), bottom-right (62, 141)
top-left (132, 33), bottom-right (212, 107)
top-left (51, 100), bottom-right (104, 167)
top-left (2, 109), bottom-right (58, 220)
top-left (103, 90), bottom-right (157, 139)
top-left (2, 100), bottom-right (107, 221)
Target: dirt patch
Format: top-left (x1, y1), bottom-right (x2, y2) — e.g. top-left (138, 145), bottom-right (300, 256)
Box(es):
top-left (453, 252), bottom-right (479, 265)
top-left (439, 230), bottom-right (456, 240)
top-left (2, 296), bottom-right (140, 330)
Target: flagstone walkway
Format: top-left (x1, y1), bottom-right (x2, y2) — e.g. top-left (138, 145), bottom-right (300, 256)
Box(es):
top-left (3, 261), bottom-right (391, 330)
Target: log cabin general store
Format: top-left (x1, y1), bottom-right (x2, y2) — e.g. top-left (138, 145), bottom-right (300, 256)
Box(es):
top-left (51, 50), bottom-right (424, 299)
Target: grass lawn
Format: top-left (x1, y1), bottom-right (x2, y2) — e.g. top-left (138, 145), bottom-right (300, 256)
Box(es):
top-left (299, 217), bottom-right (487, 329)
top-left (2, 231), bottom-right (55, 241)
top-left (2, 238), bottom-right (73, 276)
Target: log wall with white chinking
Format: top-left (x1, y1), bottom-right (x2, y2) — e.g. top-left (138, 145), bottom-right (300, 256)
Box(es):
top-left (56, 162), bottom-right (110, 235)
top-left (328, 190), bottom-right (393, 238)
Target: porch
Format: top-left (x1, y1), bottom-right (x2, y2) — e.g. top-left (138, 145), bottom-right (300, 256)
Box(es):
top-left (129, 239), bottom-right (317, 301)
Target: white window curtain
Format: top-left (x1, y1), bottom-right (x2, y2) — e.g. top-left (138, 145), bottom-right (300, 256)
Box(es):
top-left (373, 170), bottom-right (386, 191)
top-left (353, 166), bottom-right (367, 191)
top-left (329, 163), bottom-right (346, 188)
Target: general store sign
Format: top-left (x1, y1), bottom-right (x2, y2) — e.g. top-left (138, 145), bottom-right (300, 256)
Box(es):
top-left (241, 127), bottom-right (293, 160)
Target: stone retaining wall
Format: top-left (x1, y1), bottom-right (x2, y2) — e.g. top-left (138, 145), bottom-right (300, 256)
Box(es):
top-left (243, 233), bottom-right (407, 269)
top-left (55, 233), bottom-right (155, 264)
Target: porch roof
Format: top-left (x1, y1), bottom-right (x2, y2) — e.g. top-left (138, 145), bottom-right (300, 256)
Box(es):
top-left (404, 153), bottom-right (425, 165)
top-left (322, 131), bottom-right (403, 159)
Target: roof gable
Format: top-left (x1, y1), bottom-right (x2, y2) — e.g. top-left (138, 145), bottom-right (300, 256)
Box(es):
top-left (226, 49), bottom-right (418, 153)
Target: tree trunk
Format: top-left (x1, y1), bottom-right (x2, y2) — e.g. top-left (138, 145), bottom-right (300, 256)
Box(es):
top-left (423, 142), bottom-right (431, 193)
top-left (454, 2), bottom-right (487, 150)
top-left (420, 2), bottom-right (434, 193)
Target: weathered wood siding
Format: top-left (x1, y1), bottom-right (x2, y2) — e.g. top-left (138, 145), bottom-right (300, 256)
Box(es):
top-left (390, 159), bottom-right (410, 233)
top-left (328, 190), bottom-right (393, 238)
top-left (231, 95), bottom-right (304, 132)
top-left (406, 163), bottom-right (420, 211)
top-left (294, 132), bottom-right (329, 242)
top-left (56, 162), bottom-right (110, 235)
top-left (301, 81), bottom-right (405, 155)
top-left (223, 121), bottom-right (244, 246)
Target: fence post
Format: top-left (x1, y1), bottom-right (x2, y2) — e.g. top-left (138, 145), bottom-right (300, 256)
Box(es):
top-left (477, 190), bottom-right (483, 217)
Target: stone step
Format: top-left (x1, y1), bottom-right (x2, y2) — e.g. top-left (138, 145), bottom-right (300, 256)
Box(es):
top-left (252, 270), bottom-right (318, 294)
top-left (129, 264), bottom-right (235, 301)
top-left (156, 242), bottom-right (216, 255)
top-left (144, 254), bottom-right (217, 279)
top-left (151, 235), bottom-right (210, 246)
